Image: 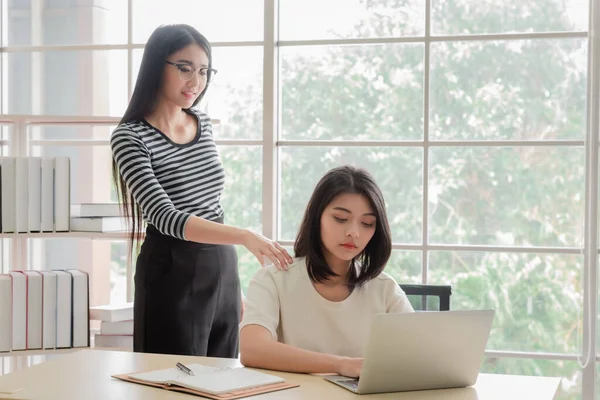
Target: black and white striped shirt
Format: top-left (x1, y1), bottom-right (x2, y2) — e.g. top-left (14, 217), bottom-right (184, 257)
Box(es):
top-left (110, 109), bottom-right (225, 240)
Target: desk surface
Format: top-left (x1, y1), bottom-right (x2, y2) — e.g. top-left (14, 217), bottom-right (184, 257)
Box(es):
top-left (0, 349), bottom-right (561, 400)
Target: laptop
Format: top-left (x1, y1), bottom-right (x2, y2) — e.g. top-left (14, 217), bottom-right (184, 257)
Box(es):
top-left (324, 309), bottom-right (495, 395)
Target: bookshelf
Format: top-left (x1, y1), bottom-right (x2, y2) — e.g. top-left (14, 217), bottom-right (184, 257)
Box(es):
top-left (0, 115), bottom-right (219, 304)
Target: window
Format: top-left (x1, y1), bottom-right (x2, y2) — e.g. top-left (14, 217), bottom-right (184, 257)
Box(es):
top-left (431, 0), bottom-right (589, 34)
top-left (0, 1), bottom-right (598, 398)
top-left (280, 44), bottom-right (425, 140)
top-left (6, 50), bottom-right (128, 116)
top-left (277, 1), bottom-right (595, 399)
top-left (279, 0), bottom-right (425, 40)
top-left (131, 0), bottom-right (264, 43)
top-left (5, 0), bottom-right (128, 46)
top-left (279, 146), bottom-right (423, 243)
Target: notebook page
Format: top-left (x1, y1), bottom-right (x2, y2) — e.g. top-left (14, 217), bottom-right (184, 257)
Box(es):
top-left (129, 364), bottom-right (285, 395)
top-left (174, 368), bottom-right (285, 395)
top-left (129, 364), bottom-right (219, 383)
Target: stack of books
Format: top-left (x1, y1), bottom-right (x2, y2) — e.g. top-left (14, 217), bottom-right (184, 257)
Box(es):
top-left (70, 203), bottom-right (127, 233)
top-left (90, 302), bottom-right (134, 350)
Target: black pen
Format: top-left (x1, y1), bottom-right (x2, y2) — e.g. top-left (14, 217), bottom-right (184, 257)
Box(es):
top-left (176, 362), bottom-right (195, 376)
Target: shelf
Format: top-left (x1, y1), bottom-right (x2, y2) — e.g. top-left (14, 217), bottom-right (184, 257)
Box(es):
top-left (0, 232), bottom-right (134, 240)
top-left (0, 347), bottom-right (81, 357)
top-left (1, 332), bottom-right (133, 356)
top-left (0, 345), bottom-right (132, 357)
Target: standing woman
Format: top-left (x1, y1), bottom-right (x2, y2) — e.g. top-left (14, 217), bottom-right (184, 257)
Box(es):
top-left (110, 24), bottom-right (292, 358)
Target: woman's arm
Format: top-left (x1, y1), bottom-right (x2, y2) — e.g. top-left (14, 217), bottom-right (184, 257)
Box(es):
top-left (111, 127), bottom-right (189, 238)
top-left (241, 268), bottom-right (362, 377)
top-left (183, 218), bottom-right (292, 269)
top-left (240, 325), bottom-right (362, 378)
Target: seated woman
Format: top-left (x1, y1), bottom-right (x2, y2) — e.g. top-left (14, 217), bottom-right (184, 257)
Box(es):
top-left (239, 165), bottom-right (414, 378)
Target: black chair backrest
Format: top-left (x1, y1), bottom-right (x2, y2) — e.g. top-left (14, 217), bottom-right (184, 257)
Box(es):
top-left (399, 284), bottom-right (452, 311)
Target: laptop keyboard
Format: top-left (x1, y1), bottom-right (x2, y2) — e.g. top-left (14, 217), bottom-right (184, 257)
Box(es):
top-left (339, 379), bottom-right (359, 390)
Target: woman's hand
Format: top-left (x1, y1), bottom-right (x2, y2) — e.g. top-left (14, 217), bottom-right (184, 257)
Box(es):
top-left (336, 357), bottom-right (363, 378)
top-left (242, 230), bottom-right (293, 270)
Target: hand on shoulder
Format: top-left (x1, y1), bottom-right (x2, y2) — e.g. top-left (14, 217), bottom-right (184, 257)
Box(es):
top-left (241, 229), bottom-right (294, 271)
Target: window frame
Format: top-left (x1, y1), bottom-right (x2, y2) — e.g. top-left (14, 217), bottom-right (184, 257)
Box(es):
top-left (0, 0), bottom-right (598, 398)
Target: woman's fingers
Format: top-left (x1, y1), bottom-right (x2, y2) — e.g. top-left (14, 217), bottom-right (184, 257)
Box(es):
top-left (245, 231), bottom-right (292, 270)
top-left (264, 249), bottom-right (288, 271)
top-left (273, 241), bottom-right (294, 263)
top-left (271, 246), bottom-right (290, 270)
top-left (260, 243), bottom-right (290, 270)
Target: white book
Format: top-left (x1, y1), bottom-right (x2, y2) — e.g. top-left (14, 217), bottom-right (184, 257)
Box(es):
top-left (66, 270), bottom-right (89, 348)
top-left (54, 157), bottom-right (70, 232)
top-left (15, 157), bottom-right (29, 233)
top-left (23, 271), bottom-right (43, 350)
top-left (54, 270), bottom-right (72, 348)
top-left (8, 271), bottom-right (26, 350)
top-left (1, 157), bottom-right (16, 233)
top-left (0, 274), bottom-right (11, 352)
top-left (24, 272), bottom-right (43, 347)
top-left (89, 302), bottom-right (133, 322)
top-left (27, 157), bottom-right (42, 232)
top-left (39, 271), bottom-right (57, 349)
top-left (70, 203), bottom-right (123, 218)
top-left (40, 157), bottom-right (55, 232)
top-left (69, 217), bottom-right (127, 233)
top-left (100, 320), bottom-right (133, 335)
top-left (94, 334), bottom-right (133, 349)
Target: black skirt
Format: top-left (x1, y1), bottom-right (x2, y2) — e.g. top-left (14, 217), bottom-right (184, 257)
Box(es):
top-left (133, 219), bottom-right (241, 357)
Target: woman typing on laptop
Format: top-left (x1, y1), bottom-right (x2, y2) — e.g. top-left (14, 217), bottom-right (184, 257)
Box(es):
top-left (239, 166), bottom-right (414, 378)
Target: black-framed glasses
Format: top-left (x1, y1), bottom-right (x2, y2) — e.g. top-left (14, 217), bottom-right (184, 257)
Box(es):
top-left (165, 61), bottom-right (218, 83)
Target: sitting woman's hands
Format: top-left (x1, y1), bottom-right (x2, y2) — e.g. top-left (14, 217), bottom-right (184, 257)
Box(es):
top-left (242, 229), bottom-right (293, 270)
top-left (336, 357), bottom-right (363, 378)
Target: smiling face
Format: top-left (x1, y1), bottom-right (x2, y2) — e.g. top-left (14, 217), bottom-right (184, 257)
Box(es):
top-left (319, 192), bottom-right (377, 267)
top-left (161, 43), bottom-right (209, 109)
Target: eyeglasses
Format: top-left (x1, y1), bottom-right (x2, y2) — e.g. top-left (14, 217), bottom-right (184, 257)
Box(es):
top-left (165, 61), bottom-right (218, 83)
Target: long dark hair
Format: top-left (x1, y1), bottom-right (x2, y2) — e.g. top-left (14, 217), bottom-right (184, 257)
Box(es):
top-left (112, 24), bottom-right (213, 252)
top-left (294, 165), bottom-right (392, 288)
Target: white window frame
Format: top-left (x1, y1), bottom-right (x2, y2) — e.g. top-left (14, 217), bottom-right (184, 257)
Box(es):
top-left (0, 0), bottom-right (598, 397)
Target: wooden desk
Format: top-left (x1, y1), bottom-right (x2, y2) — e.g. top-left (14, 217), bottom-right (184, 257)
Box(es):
top-left (0, 349), bottom-right (561, 399)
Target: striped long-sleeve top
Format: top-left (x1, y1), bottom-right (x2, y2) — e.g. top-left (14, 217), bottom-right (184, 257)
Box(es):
top-left (110, 109), bottom-right (225, 240)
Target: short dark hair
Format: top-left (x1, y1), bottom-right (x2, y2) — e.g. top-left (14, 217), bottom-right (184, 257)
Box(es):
top-left (120, 24), bottom-right (213, 124)
top-left (294, 165), bottom-right (392, 288)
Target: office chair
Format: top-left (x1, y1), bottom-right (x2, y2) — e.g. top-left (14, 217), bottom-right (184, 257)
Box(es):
top-left (399, 284), bottom-right (452, 311)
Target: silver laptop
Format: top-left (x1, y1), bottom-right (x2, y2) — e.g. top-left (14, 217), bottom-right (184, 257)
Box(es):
top-left (324, 309), bottom-right (495, 395)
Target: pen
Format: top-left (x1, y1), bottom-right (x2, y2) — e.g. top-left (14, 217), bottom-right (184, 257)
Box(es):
top-left (176, 362), bottom-right (195, 376)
